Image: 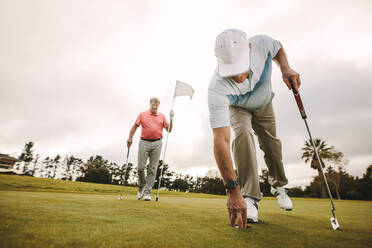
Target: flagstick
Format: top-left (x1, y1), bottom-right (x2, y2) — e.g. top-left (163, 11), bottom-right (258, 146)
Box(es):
top-left (155, 88), bottom-right (176, 202)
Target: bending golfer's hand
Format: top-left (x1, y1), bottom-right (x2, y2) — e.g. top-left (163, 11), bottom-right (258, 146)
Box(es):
top-left (226, 187), bottom-right (247, 228)
top-left (127, 138), bottom-right (133, 148)
top-left (282, 68), bottom-right (301, 92)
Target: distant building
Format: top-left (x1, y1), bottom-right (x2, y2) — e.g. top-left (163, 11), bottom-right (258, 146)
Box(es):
top-left (0, 153), bottom-right (20, 175)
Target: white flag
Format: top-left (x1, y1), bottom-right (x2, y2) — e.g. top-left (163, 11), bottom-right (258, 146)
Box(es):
top-left (174, 80), bottom-right (195, 99)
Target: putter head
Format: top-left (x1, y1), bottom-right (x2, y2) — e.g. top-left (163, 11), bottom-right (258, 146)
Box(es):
top-left (117, 195), bottom-right (123, 200)
top-left (330, 217), bottom-right (340, 230)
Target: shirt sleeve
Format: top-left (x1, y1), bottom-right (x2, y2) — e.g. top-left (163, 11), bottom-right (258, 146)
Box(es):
top-left (162, 114), bottom-right (169, 129)
top-left (135, 113), bottom-right (142, 127)
top-left (257, 35), bottom-right (281, 58)
top-left (208, 89), bottom-right (231, 129)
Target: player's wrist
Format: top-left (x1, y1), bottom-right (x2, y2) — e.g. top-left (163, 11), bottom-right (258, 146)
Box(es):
top-left (226, 185), bottom-right (241, 195)
top-left (280, 64), bottom-right (291, 73)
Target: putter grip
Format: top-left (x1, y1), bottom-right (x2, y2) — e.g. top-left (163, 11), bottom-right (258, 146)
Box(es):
top-left (290, 82), bottom-right (307, 119)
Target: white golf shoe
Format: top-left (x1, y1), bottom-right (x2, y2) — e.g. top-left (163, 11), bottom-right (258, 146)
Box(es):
top-left (143, 191), bottom-right (151, 201)
top-left (245, 197), bottom-right (258, 223)
top-left (271, 186), bottom-right (293, 211)
top-left (137, 188), bottom-right (145, 200)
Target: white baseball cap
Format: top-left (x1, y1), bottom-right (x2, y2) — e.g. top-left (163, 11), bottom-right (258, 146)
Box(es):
top-left (214, 29), bottom-right (250, 77)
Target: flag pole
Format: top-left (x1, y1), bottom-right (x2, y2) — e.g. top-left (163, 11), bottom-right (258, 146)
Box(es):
top-left (155, 84), bottom-right (176, 202)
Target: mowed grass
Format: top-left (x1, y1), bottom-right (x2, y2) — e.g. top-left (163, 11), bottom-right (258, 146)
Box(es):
top-left (0, 175), bottom-right (372, 248)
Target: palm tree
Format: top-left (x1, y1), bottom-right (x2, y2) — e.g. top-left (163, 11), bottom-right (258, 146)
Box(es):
top-left (326, 166), bottom-right (342, 200)
top-left (301, 138), bottom-right (343, 198)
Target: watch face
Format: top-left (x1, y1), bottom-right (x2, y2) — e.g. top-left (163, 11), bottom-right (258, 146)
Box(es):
top-left (226, 181), bottom-right (231, 189)
top-left (226, 179), bottom-right (237, 189)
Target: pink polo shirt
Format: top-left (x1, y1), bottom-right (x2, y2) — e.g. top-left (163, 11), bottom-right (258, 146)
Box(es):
top-left (135, 110), bottom-right (169, 140)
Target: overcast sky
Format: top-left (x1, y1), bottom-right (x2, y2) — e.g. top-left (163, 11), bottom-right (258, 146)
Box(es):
top-left (1, 0), bottom-right (371, 186)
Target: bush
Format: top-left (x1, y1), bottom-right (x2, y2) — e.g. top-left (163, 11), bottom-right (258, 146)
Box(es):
top-left (288, 187), bottom-right (305, 197)
top-left (171, 179), bottom-right (189, 192)
top-left (80, 167), bottom-right (112, 184)
top-left (345, 190), bottom-right (363, 200)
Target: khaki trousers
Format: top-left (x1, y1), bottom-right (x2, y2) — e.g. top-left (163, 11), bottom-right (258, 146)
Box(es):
top-left (229, 93), bottom-right (288, 201)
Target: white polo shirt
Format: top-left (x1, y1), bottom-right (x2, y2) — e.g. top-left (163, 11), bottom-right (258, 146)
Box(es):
top-left (208, 35), bottom-right (281, 129)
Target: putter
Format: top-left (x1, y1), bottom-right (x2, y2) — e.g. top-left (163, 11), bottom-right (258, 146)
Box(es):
top-left (290, 82), bottom-right (340, 230)
top-left (118, 147), bottom-right (130, 200)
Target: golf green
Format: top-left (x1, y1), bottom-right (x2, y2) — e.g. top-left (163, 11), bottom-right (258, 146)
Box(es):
top-left (0, 175), bottom-right (371, 247)
top-left (0, 190), bottom-right (371, 248)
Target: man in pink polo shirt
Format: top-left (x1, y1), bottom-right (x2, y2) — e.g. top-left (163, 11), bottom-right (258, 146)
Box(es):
top-left (127, 97), bottom-right (173, 201)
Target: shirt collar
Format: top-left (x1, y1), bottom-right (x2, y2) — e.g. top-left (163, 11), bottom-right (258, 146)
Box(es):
top-left (148, 110), bottom-right (158, 116)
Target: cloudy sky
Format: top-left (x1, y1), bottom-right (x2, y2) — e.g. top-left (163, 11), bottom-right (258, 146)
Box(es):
top-left (1, 0), bottom-right (371, 186)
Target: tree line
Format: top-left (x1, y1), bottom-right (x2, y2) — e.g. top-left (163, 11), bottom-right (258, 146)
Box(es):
top-left (13, 140), bottom-right (372, 200)
top-left (14, 141), bottom-right (226, 194)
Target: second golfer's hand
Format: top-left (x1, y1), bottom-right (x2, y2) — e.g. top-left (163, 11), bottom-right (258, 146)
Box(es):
top-left (226, 187), bottom-right (247, 228)
top-left (127, 138), bottom-right (132, 148)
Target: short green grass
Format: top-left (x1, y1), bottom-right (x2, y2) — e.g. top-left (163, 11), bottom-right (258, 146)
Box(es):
top-left (0, 175), bottom-right (371, 248)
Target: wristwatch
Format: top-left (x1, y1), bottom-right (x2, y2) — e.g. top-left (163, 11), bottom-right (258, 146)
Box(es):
top-left (225, 179), bottom-right (239, 190)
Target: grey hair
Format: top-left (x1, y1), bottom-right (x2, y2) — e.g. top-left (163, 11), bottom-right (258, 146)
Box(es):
top-left (150, 97), bottom-right (160, 104)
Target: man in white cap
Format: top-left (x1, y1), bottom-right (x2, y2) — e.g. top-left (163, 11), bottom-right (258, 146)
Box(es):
top-left (208, 29), bottom-right (301, 228)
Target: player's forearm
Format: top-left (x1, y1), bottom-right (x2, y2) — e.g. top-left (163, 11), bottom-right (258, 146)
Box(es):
top-left (273, 45), bottom-right (291, 73)
top-left (128, 124), bottom-right (138, 139)
top-left (213, 128), bottom-right (237, 183)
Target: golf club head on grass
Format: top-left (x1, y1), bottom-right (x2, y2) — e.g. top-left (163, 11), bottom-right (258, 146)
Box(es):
top-left (117, 195), bottom-right (123, 200)
top-left (330, 217), bottom-right (340, 230)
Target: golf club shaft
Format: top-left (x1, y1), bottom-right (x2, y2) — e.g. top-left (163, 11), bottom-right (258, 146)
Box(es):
top-left (290, 82), bottom-right (336, 216)
top-left (304, 119), bottom-right (336, 216)
top-left (156, 97), bottom-right (175, 202)
top-left (125, 147), bottom-right (130, 165)
top-left (120, 147), bottom-right (130, 197)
